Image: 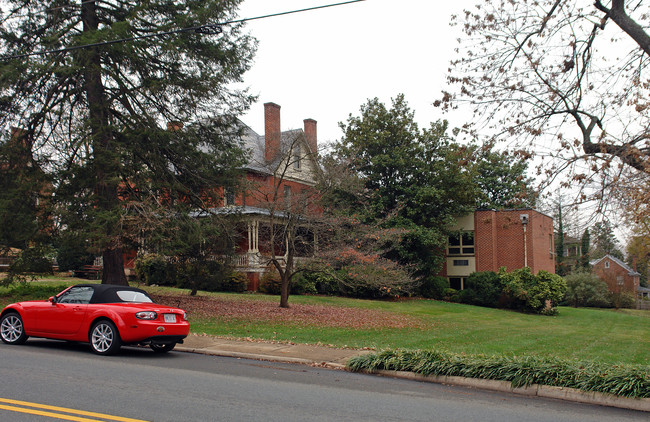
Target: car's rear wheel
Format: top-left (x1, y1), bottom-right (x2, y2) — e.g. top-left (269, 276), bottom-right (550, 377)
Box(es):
top-left (150, 343), bottom-right (176, 353)
top-left (89, 320), bottom-right (121, 355)
top-left (0, 312), bottom-right (28, 345)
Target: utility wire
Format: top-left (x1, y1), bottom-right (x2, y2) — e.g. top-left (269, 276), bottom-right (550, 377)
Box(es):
top-left (1, 0), bottom-right (104, 21)
top-left (0, 0), bottom-right (366, 61)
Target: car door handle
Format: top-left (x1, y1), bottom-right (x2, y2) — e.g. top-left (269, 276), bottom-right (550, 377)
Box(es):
top-left (73, 307), bottom-right (83, 311)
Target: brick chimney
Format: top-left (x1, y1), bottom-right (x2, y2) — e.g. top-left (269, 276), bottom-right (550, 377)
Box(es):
top-left (303, 118), bottom-right (317, 154)
top-left (264, 102), bottom-right (281, 162)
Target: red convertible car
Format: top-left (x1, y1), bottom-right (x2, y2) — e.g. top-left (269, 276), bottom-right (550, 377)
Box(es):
top-left (0, 284), bottom-right (190, 355)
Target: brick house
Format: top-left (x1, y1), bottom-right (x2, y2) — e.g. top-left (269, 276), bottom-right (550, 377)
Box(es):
top-left (209, 102), bottom-right (322, 290)
top-left (439, 209), bottom-right (555, 290)
top-left (591, 255), bottom-right (640, 295)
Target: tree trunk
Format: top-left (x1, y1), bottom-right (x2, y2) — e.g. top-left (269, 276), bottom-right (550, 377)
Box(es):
top-left (81, 2), bottom-right (127, 284)
top-left (279, 273), bottom-right (290, 308)
top-left (102, 248), bottom-right (127, 286)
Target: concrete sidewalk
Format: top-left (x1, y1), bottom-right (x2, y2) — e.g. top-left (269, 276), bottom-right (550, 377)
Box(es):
top-left (176, 333), bottom-right (368, 369)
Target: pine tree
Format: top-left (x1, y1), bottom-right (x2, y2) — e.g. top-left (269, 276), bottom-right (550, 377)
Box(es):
top-left (591, 221), bottom-right (624, 261)
top-left (0, 1), bottom-right (256, 284)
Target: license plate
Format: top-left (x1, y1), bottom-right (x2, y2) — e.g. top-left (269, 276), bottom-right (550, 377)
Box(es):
top-left (164, 314), bottom-right (177, 323)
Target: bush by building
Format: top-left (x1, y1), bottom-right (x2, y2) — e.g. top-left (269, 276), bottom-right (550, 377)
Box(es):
top-left (459, 271), bottom-right (502, 307)
top-left (564, 271), bottom-right (611, 307)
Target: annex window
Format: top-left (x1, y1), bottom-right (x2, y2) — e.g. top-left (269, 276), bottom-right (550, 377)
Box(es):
top-left (617, 276), bottom-right (624, 286)
top-left (449, 277), bottom-right (466, 290)
top-left (605, 261), bottom-right (610, 269)
top-left (453, 259), bottom-right (469, 266)
top-left (448, 231), bottom-right (475, 255)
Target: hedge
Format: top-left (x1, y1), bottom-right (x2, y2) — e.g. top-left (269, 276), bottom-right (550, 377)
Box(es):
top-left (347, 349), bottom-right (650, 398)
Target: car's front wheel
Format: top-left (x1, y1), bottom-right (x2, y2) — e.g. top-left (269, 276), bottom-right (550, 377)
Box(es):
top-left (150, 343), bottom-right (176, 353)
top-left (89, 320), bottom-right (122, 355)
top-left (0, 312), bottom-right (28, 345)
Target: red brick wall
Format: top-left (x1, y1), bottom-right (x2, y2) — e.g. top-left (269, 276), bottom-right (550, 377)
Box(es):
top-left (474, 210), bottom-right (500, 272)
top-left (529, 211), bottom-right (555, 273)
top-left (474, 209), bottom-right (554, 274)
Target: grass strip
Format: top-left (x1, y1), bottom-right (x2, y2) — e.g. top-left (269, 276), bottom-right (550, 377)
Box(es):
top-left (347, 349), bottom-right (650, 398)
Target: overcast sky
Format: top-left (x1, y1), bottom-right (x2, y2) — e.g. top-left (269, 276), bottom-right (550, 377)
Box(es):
top-left (236, 0), bottom-right (474, 146)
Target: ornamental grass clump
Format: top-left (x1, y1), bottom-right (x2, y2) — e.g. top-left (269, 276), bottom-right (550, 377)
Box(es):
top-left (347, 349), bottom-right (650, 398)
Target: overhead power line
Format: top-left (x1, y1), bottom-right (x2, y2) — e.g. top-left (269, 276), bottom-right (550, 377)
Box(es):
top-left (0, 0), bottom-right (366, 61)
top-left (0, 0), bottom-right (101, 21)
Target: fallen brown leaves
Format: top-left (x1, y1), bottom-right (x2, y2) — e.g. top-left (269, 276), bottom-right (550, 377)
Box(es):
top-left (152, 294), bottom-right (423, 329)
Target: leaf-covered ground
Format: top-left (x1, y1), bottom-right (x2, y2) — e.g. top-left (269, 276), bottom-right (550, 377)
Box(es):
top-left (152, 294), bottom-right (423, 329)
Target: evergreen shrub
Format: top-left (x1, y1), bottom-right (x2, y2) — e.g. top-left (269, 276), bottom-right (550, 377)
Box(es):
top-left (564, 272), bottom-right (611, 307)
top-left (418, 275), bottom-right (448, 299)
top-left (135, 254), bottom-right (239, 292)
top-left (609, 292), bottom-right (636, 309)
top-left (135, 254), bottom-right (176, 286)
top-left (10, 247), bottom-right (53, 274)
top-left (460, 271), bottom-right (502, 307)
top-left (500, 267), bottom-right (566, 314)
top-left (55, 235), bottom-right (94, 272)
top-left (259, 270), bottom-right (281, 295)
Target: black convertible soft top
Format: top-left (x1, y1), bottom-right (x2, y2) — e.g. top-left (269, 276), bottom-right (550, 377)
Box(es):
top-left (71, 284), bottom-right (154, 304)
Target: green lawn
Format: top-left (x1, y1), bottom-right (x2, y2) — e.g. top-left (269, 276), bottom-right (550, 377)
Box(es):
top-left (2, 277), bottom-right (649, 366)
top-left (189, 293), bottom-right (649, 366)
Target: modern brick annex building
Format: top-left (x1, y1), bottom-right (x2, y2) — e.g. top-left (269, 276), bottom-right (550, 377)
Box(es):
top-left (439, 209), bottom-right (555, 290)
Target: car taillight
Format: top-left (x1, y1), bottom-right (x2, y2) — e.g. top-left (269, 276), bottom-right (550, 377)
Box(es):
top-left (135, 311), bottom-right (157, 320)
top-left (183, 312), bottom-right (188, 321)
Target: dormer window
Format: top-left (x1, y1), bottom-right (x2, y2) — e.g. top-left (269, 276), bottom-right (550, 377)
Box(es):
top-left (293, 144), bottom-right (301, 169)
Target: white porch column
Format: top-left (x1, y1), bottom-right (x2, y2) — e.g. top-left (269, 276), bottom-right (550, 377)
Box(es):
top-left (248, 221), bottom-right (252, 253)
top-left (247, 220), bottom-right (259, 253)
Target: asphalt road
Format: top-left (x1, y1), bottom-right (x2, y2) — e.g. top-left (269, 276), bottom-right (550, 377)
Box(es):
top-left (0, 339), bottom-right (647, 422)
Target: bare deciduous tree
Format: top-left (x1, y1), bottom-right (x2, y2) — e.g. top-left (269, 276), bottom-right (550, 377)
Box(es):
top-left (440, 0), bottom-right (650, 212)
top-left (249, 132), bottom-right (321, 308)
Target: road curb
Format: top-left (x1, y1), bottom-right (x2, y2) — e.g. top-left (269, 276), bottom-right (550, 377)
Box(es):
top-left (370, 370), bottom-right (650, 412)
top-left (175, 346), bottom-right (347, 369)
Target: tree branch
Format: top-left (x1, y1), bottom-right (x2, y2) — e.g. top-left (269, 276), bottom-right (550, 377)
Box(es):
top-left (595, 0), bottom-right (650, 57)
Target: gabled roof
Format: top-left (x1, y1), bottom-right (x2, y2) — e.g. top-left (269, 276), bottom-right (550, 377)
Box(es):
top-left (590, 254), bottom-right (641, 276)
top-left (239, 122), bottom-right (316, 176)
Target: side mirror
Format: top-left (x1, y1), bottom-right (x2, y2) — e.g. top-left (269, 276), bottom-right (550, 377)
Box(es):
top-left (49, 296), bottom-right (57, 305)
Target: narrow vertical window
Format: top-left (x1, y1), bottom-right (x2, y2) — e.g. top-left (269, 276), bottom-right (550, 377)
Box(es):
top-left (293, 144), bottom-right (301, 169)
top-left (224, 188), bottom-right (235, 206)
top-left (284, 185), bottom-right (292, 208)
